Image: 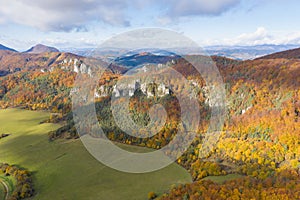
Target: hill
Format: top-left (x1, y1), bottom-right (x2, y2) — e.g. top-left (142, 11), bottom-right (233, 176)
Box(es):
top-left (0, 50), bottom-right (127, 76)
top-left (25, 44), bottom-right (59, 54)
top-left (0, 51), bottom-right (83, 75)
top-left (257, 47), bottom-right (300, 60)
top-left (0, 44), bottom-right (17, 52)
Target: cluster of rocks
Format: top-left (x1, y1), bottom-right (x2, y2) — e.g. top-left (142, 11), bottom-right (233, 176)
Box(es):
top-left (62, 58), bottom-right (93, 77)
top-left (40, 58), bottom-right (94, 77)
top-left (95, 79), bottom-right (171, 98)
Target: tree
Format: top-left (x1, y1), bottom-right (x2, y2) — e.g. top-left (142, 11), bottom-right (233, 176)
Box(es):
top-left (148, 192), bottom-right (157, 200)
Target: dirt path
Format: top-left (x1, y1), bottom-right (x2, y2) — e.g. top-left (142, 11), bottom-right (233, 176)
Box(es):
top-left (0, 180), bottom-right (9, 200)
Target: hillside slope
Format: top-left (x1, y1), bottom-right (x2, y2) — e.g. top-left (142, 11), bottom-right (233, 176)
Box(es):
top-left (25, 44), bottom-right (59, 54)
top-left (0, 44), bottom-right (17, 52)
top-left (0, 51), bottom-right (82, 73)
top-left (257, 47), bottom-right (300, 59)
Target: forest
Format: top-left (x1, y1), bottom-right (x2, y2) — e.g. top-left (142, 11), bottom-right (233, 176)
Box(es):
top-left (0, 49), bottom-right (299, 199)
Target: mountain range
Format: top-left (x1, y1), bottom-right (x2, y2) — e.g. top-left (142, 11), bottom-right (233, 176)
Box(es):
top-left (0, 43), bottom-right (59, 54)
top-left (0, 43), bottom-right (300, 75)
top-left (205, 44), bottom-right (300, 60)
top-left (63, 44), bottom-right (300, 60)
top-left (1, 43), bottom-right (300, 60)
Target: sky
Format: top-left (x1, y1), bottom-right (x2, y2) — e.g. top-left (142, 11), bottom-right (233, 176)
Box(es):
top-left (0, 0), bottom-right (300, 51)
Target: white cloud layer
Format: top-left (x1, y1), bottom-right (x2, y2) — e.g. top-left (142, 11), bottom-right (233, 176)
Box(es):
top-left (0, 0), bottom-right (130, 31)
top-left (0, 0), bottom-right (241, 32)
top-left (164, 0), bottom-right (241, 17)
top-left (204, 27), bottom-right (300, 46)
top-left (225, 27), bottom-right (271, 45)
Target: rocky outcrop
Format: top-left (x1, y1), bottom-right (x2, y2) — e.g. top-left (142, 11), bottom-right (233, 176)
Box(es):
top-left (95, 79), bottom-right (171, 98)
top-left (59, 58), bottom-right (94, 77)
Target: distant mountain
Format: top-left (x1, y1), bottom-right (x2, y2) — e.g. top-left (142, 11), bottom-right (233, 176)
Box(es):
top-left (64, 44), bottom-right (300, 61)
top-left (62, 47), bottom-right (127, 59)
top-left (62, 48), bottom-right (178, 63)
top-left (114, 51), bottom-right (179, 68)
top-left (205, 44), bottom-right (299, 60)
top-left (256, 47), bottom-right (300, 60)
top-left (0, 44), bottom-right (17, 52)
top-left (25, 44), bottom-right (59, 54)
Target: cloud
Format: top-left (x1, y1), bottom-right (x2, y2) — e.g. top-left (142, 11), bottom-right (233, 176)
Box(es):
top-left (275, 32), bottom-right (300, 45)
top-left (204, 27), bottom-right (300, 46)
top-left (0, 0), bottom-right (130, 32)
top-left (228, 27), bottom-right (271, 45)
top-left (155, 0), bottom-right (242, 25)
top-left (0, 0), bottom-right (242, 32)
top-left (164, 0), bottom-right (241, 17)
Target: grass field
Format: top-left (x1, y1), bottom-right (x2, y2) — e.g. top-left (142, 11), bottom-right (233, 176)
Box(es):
top-left (0, 109), bottom-right (192, 200)
top-left (202, 174), bottom-right (243, 184)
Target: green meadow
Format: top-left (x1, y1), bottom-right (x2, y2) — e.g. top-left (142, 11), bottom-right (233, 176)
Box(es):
top-left (0, 109), bottom-right (192, 200)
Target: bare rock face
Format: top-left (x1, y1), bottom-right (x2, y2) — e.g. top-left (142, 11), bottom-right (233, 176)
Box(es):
top-left (96, 79), bottom-right (171, 99)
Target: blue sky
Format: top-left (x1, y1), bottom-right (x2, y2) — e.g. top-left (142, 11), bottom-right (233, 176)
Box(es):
top-left (0, 0), bottom-right (300, 51)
